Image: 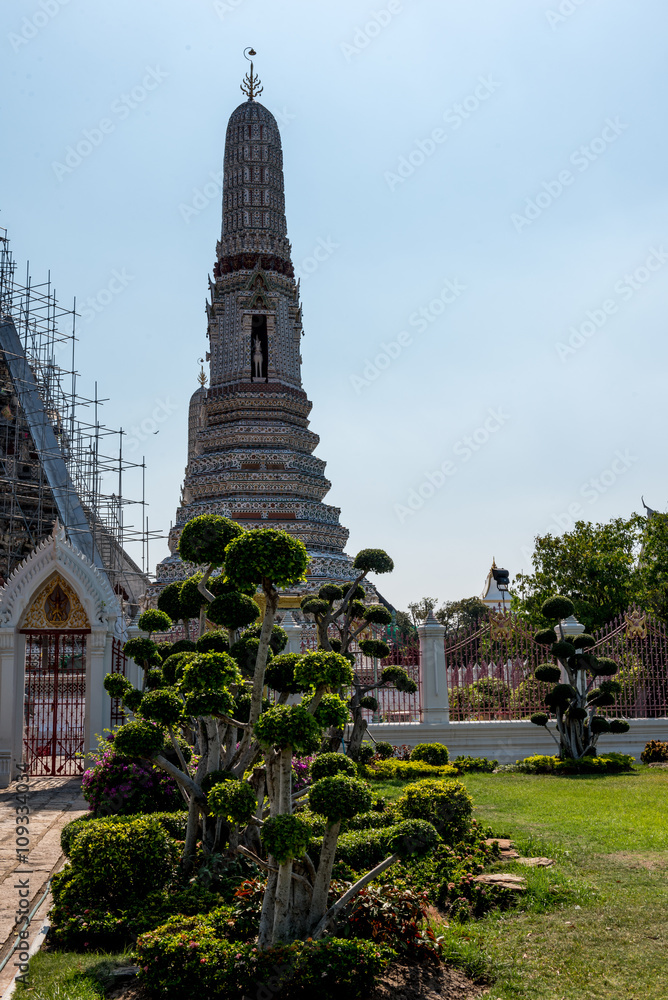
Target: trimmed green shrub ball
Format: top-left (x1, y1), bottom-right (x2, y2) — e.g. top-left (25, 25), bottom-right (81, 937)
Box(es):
top-left (567, 705), bottom-right (588, 722)
top-left (572, 633), bottom-right (596, 649)
top-left (359, 639), bottom-right (391, 659)
top-left (208, 592), bottom-right (259, 630)
top-left (608, 719), bottom-right (630, 734)
top-left (157, 581), bottom-right (184, 622)
top-left (309, 776), bottom-right (372, 822)
top-left (318, 584), bottom-right (343, 602)
top-left (113, 720), bottom-right (165, 758)
top-left (590, 716), bottom-right (611, 734)
top-left (224, 528), bottom-right (309, 591)
top-left (183, 690), bottom-right (235, 718)
top-left (380, 665), bottom-right (418, 694)
top-left (124, 637), bottom-right (160, 665)
top-left (535, 663), bottom-right (561, 683)
top-left (178, 514), bottom-right (243, 567)
top-left (352, 549), bottom-right (394, 574)
top-left (195, 629), bottom-right (230, 653)
top-left (387, 819), bottom-right (439, 859)
top-left (534, 628), bottom-right (557, 646)
top-left (591, 656), bottom-right (619, 677)
top-left (530, 712), bottom-right (549, 727)
top-left (170, 639), bottom-right (198, 655)
top-left (261, 814), bottom-right (312, 863)
top-left (359, 695), bottom-right (378, 711)
top-left (397, 778), bottom-right (472, 844)
top-left (138, 609), bottom-right (173, 635)
top-left (310, 753), bottom-right (357, 780)
top-left (144, 668), bottom-right (166, 691)
top-left (253, 704), bottom-right (322, 754)
top-left (140, 689), bottom-right (183, 727)
top-left (200, 770), bottom-right (235, 795)
top-left (179, 652), bottom-right (240, 693)
top-left (551, 641), bottom-right (576, 660)
top-left (295, 650), bottom-right (354, 691)
top-left (550, 683), bottom-right (577, 704)
top-left (122, 688), bottom-right (143, 714)
top-left (264, 653), bottom-right (305, 694)
top-left (305, 692), bottom-right (349, 730)
top-left (363, 604), bottom-right (393, 626)
top-left (356, 745), bottom-right (375, 765)
top-left (301, 598), bottom-right (330, 617)
top-left (410, 743), bottom-right (450, 766)
top-left (208, 779), bottom-right (256, 825)
top-left (541, 595), bottom-right (575, 621)
top-left (375, 741), bottom-right (394, 760)
top-left (103, 673), bottom-right (132, 699)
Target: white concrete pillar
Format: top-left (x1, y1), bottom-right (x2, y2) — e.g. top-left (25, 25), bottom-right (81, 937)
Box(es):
top-left (280, 611), bottom-right (303, 654)
top-left (85, 629), bottom-right (109, 761)
top-left (417, 610), bottom-right (449, 724)
top-left (0, 628), bottom-right (18, 784)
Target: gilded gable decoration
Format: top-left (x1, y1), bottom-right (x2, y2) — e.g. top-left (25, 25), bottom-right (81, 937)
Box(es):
top-left (22, 573), bottom-right (90, 630)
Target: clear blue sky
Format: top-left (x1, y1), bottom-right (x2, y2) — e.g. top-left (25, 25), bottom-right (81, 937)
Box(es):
top-left (3, 0), bottom-right (667, 610)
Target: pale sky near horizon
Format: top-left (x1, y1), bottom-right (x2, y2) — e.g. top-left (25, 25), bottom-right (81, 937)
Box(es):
top-left (3, 0), bottom-right (668, 610)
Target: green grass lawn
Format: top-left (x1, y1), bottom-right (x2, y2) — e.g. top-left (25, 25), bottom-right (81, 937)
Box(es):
top-left (14, 951), bottom-right (131, 999)
top-left (377, 765), bottom-right (668, 1000)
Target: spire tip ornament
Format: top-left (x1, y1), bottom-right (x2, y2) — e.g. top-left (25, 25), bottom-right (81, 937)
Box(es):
top-left (197, 359), bottom-right (208, 388)
top-left (241, 47), bottom-right (263, 101)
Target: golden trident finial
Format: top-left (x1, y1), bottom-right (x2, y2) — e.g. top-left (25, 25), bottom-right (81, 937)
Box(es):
top-left (197, 359), bottom-right (208, 387)
top-left (241, 46), bottom-right (263, 101)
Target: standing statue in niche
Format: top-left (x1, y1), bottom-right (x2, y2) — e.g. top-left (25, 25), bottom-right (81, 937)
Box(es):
top-left (253, 336), bottom-right (264, 378)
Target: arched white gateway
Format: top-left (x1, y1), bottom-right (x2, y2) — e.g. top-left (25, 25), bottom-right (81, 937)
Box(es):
top-left (0, 523), bottom-right (123, 784)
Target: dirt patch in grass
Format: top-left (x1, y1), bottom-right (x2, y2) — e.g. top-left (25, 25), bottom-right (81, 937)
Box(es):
top-left (368, 961), bottom-right (485, 1000)
top-left (606, 851), bottom-right (668, 871)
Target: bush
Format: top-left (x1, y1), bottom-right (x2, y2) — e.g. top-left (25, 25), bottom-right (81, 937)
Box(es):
top-left (453, 755), bottom-right (498, 773)
top-left (135, 918), bottom-right (391, 1000)
top-left (363, 759), bottom-right (459, 781)
top-left (396, 779), bottom-right (473, 844)
top-left (641, 739), bottom-right (668, 764)
top-left (410, 742), bottom-right (449, 766)
top-left (511, 753), bottom-right (635, 775)
top-left (332, 827), bottom-right (392, 870)
top-left (65, 816), bottom-right (178, 904)
top-left (344, 885), bottom-right (442, 963)
top-left (355, 744), bottom-right (375, 765)
top-left (60, 811), bottom-right (188, 858)
top-left (81, 745), bottom-right (182, 817)
top-left (374, 741), bottom-right (395, 760)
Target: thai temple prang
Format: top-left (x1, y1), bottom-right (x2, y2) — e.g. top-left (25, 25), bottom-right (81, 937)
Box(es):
top-left (156, 52), bottom-right (353, 593)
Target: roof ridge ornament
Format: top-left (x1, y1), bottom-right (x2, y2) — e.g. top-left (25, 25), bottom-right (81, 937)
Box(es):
top-left (241, 47), bottom-right (263, 101)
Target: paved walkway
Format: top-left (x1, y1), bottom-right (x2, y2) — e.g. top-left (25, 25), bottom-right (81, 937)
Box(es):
top-left (0, 776), bottom-right (87, 997)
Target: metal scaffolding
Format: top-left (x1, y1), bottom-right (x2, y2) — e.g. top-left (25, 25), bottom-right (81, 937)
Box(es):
top-left (0, 229), bottom-right (157, 611)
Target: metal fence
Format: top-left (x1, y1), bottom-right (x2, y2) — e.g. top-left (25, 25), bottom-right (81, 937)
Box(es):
top-left (443, 608), bottom-right (668, 721)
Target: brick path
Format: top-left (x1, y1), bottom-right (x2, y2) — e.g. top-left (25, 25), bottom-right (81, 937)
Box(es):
top-left (0, 776), bottom-right (87, 997)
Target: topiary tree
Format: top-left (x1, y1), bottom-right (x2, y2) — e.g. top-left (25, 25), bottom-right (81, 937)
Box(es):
top-left (529, 594), bottom-right (629, 758)
top-left (101, 527), bottom-right (440, 953)
top-left (299, 549), bottom-right (415, 757)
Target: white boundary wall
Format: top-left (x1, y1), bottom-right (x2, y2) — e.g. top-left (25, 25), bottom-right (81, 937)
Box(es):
top-left (368, 610), bottom-right (668, 761)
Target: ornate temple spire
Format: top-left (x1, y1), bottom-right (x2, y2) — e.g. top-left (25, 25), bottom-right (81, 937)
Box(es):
top-left (240, 47), bottom-right (263, 102)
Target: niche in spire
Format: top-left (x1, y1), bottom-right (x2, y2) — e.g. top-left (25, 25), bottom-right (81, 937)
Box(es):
top-left (251, 315), bottom-right (268, 382)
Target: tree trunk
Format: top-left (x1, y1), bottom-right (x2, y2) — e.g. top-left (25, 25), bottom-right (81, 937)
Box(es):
top-left (257, 867), bottom-right (278, 948)
top-left (347, 707), bottom-right (368, 758)
top-left (233, 581), bottom-right (279, 772)
top-left (307, 819), bottom-right (341, 929)
top-left (272, 858), bottom-right (294, 945)
top-left (311, 852), bottom-right (400, 939)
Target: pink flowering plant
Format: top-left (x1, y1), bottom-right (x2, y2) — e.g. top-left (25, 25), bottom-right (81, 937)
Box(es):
top-left (82, 733), bottom-right (181, 816)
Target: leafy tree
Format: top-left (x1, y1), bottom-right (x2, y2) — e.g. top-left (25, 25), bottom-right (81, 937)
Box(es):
top-left (513, 516), bottom-right (645, 631)
top-left (407, 596), bottom-right (438, 626)
top-left (529, 594), bottom-right (629, 758)
top-left (436, 597), bottom-right (489, 634)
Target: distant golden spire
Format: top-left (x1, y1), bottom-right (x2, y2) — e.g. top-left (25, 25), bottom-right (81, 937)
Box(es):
top-left (241, 47), bottom-right (263, 101)
top-left (197, 360), bottom-right (207, 387)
